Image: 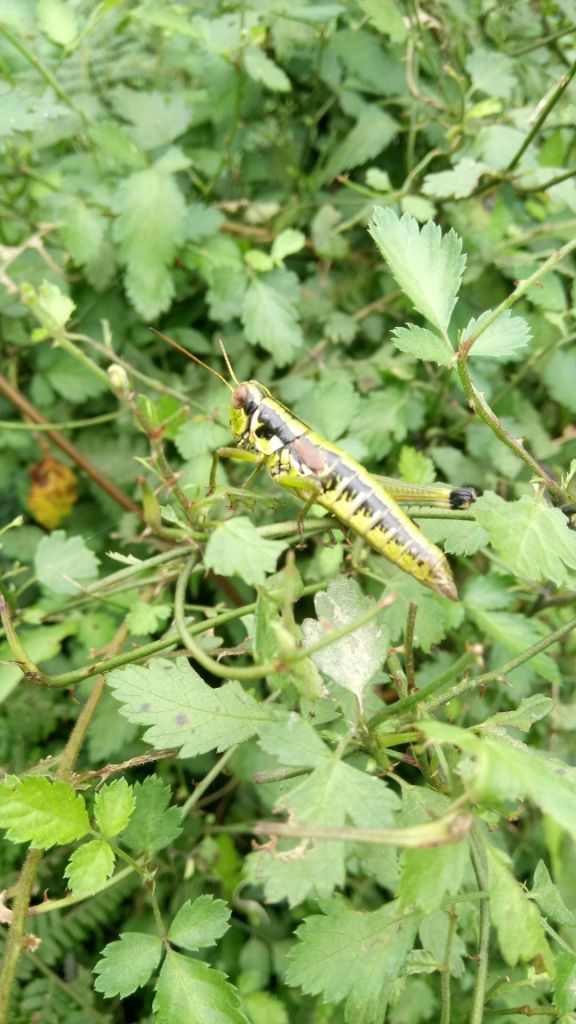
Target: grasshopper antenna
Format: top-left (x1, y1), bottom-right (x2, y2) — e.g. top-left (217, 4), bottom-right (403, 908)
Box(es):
top-left (150, 328), bottom-right (233, 392)
top-left (218, 338), bottom-right (239, 386)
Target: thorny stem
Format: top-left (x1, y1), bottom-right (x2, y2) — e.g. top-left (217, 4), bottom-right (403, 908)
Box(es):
top-left (250, 806), bottom-right (474, 847)
top-left (469, 832), bottom-right (491, 1024)
top-left (372, 616), bottom-right (576, 725)
top-left (456, 358), bottom-right (566, 505)
top-left (175, 556), bottom-right (389, 681)
top-left (505, 56), bottom-right (576, 172)
top-left (0, 618), bottom-right (127, 1022)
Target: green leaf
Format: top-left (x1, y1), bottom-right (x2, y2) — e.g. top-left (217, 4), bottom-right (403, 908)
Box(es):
top-left (379, 573), bottom-right (462, 652)
top-left (359, 0), bottom-right (407, 41)
top-left (532, 861), bottom-right (576, 927)
top-left (107, 657), bottom-right (272, 756)
top-left (293, 373), bottom-right (360, 442)
top-left (45, 350), bottom-right (109, 401)
top-left (487, 844), bottom-right (548, 966)
top-left (168, 896), bottom-right (231, 953)
top-left (554, 951), bottom-right (576, 1015)
top-left (368, 207), bottom-right (466, 333)
top-left (153, 949), bottom-right (250, 1024)
top-left (94, 932), bottom-right (163, 998)
top-left (125, 601), bottom-right (172, 636)
top-left (113, 168), bottom-right (187, 319)
top-left (244, 47), bottom-right (291, 92)
top-left (481, 694), bottom-right (554, 733)
top-left (355, 386), bottom-right (425, 459)
top-left (286, 899), bottom-right (419, 1024)
top-left (473, 492), bottom-right (576, 588)
top-left (242, 270), bottom-right (304, 366)
top-left (321, 107), bottom-right (398, 184)
top-left (0, 621), bottom-right (77, 703)
top-left (64, 839), bottom-right (115, 896)
top-left (94, 779), bottom-right (135, 838)
top-left (112, 86), bottom-right (193, 149)
top-left (399, 840), bottom-right (469, 912)
top-left (59, 199), bottom-right (106, 266)
top-left (422, 158), bottom-right (486, 199)
top-left (34, 531), bottom-right (100, 595)
top-left (470, 609), bottom-right (560, 684)
top-left (271, 229), bottom-right (306, 264)
top-left (420, 517), bottom-right (489, 557)
top-left (37, 0), bottom-right (77, 45)
top-left (0, 777), bottom-right (90, 849)
top-left (543, 349), bottom-right (576, 412)
top-left (391, 323), bottom-right (453, 366)
top-left (398, 446), bottom-right (436, 485)
top-left (466, 47), bottom-right (516, 99)
top-left (301, 578), bottom-right (388, 709)
top-left (121, 776), bottom-right (182, 855)
top-left (204, 518), bottom-right (287, 587)
top-left (462, 310), bottom-right (531, 361)
top-left (21, 281), bottom-right (75, 339)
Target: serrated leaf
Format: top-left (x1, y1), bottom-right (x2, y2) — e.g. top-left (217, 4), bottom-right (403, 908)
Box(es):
top-left (204, 518), bottom-right (286, 586)
top-left (34, 531), bottom-right (100, 595)
top-left (466, 47), bottom-right (516, 99)
top-left (153, 949), bottom-right (250, 1024)
top-left (398, 446), bottom-right (436, 485)
top-left (21, 281), bottom-right (75, 338)
top-left (242, 271), bottom-right (304, 366)
top-left (418, 517), bottom-right (488, 557)
top-left (355, 386), bottom-right (425, 459)
top-left (125, 601), bottom-right (172, 637)
top-left (45, 350), bottom-right (109, 401)
top-left (121, 776), bottom-right (182, 855)
top-left (379, 573), bottom-right (462, 652)
top-left (0, 777), bottom-right (90, 849)
top-left (473, 492), bottom-right (576, 588)
top-left (94, 778), bottom-right (135, 838)
top-left (554, 951), bottom-right (576, 1015)
top-left (399, 840), bottom-right (469, 912)
top-left (487, 845), bottom-right (548, 966)
top-left (112, 85), bottom-right (193, 149)
top-left (94, 932), bottom-right (163, 998)
top-left (301, 578), bottom-right (388, 708)
top-left (321, 107), bottom-right (398, 184)
top-left (113, 168), bottom-right (187, 319)
top-left (392, 323), bottom-right (453, 365)
top-left (60, 199), bottom-right (106, 266)
top-left (107, 657), bottom-right (271, 757)
top-left (482, 694), bottom-right (554, 733)
top-left (422, 159), bottom-right (486, 200)
top-left (462, 310), bottom-right (531, 361)
top-left (271, 229), bottom-right (306, 264)
top-left (286, 900), bottom-right (418, 1023)
top-left (244, 47), bottom-right (291, 92)
top-left (368, 207), bottom-right (466, 333)
top-left (168, 896), bottom-right (231, 952)
top-left (64, 839), bottom-right (115, 896)
top-left (470, 609), bottom-right (559, 684)
top-left (532, 861), bottom-right (576, 927)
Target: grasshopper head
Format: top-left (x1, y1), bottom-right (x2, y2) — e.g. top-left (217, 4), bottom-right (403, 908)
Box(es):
top-left (230, 381), bottom-right (271, 440)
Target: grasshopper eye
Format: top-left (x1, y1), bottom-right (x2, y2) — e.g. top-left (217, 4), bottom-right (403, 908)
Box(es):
top-left (232, 384), bottom-right (249, 409)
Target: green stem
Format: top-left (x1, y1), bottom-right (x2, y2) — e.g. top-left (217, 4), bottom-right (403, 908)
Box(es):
top-left (456, 358), bottom-right (565, 504)
top-left (371, 651), bottom-right (478, 726)
top-left (250, 806), bottom-right (473, 847)
top-left (404, 602), bottom-right (418, 692)
top-left (0, 848), bottom-right (43, 1021)
top-left (175, 557), bottom-right (387, 681)
top-left (0, 412), bottom-right (120, 431)
top-left (520, 165), bottom-right (576, 194)
top-left (505, 57), bottom-right (576, 172)
top-left (458, 233), bottom-right (576, 359)
top-left (0, 25), bottom-right (85, 120)
top-left (440, 903), bottom-right (457, 1024)
top-left (53, 337), bottom-right (111, 387)
top-left (469, 832), bottom-right (491, 1024)
top-left (180, 747), bottom-right (238, 817)
top-left (28, 865), bottom-right (135, 915)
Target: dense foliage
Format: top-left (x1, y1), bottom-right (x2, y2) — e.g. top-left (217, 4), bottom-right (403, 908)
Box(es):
top-left (2, 1), bottom-right (576, 1021)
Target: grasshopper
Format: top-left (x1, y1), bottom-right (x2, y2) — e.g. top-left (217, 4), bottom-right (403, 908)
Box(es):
top-left (154, 332), bottom-right (476, 600)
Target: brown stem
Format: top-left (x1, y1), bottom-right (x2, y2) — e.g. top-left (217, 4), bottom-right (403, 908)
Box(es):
top-left (0, 373), bottom-right (140, 517)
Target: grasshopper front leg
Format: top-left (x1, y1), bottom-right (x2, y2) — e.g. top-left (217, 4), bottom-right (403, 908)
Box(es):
top-left (208, 447), bottom-right (267, 495)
